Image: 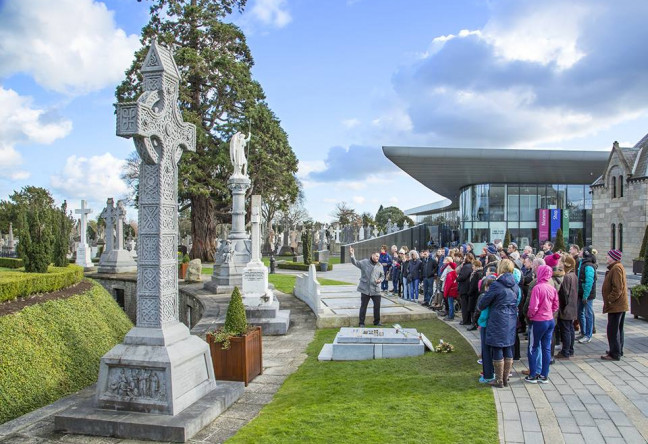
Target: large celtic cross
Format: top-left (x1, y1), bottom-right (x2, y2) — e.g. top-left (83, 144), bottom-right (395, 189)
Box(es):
top-left (115, 40), bottom-right (196, 328)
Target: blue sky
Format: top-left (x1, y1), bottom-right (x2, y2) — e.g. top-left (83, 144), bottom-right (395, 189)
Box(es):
top-left (1, 0), bottom-right (648, 223)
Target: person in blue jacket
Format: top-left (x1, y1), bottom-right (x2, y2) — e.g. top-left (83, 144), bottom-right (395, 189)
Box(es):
top-left (378, 245), bottom-right (392, 292)
top-left (577, 246), bottom-right (598, 343)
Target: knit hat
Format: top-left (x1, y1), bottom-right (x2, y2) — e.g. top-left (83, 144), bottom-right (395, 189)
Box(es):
top-left (545, 253), bottom-right (561, 268)
top-left (608, 249), bottom-right (622, 262)
top-left (487, 244), bottom-right (497, 255)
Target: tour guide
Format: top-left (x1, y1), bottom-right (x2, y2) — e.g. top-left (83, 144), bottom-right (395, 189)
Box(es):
top-left (349, 247), bottom-right (385, 327)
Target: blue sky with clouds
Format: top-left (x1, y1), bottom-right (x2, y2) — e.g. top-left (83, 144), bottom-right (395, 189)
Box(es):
top-left (1, 0), bottom-right (648, 223)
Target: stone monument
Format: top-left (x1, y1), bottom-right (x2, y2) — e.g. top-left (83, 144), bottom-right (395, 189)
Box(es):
top-left (403, 220), bottom-right (410, 230)
top-left (8, 222), bottom-right (14, 252)
top-left (97, 199), bottom-right (137, 273)
top-left (241, 195), bottom-right (273, 306)
top-left (55, 40), bottom-right (242, 442)
top-left (75, 200), bottom-right (94, 269)
top-left (204, 132), bottom-right (252, 293)
top-left (358, 225), bottom-right (365, 241)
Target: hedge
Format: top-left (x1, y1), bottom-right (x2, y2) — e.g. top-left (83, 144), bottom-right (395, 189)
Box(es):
top-left (0, 280), bottom-right (133, 424)
top-left (277, 261), bottom-right (333, 271)
top-left (0, 265), bottom-right (84, 303)
top-left (0, 258), bottom-right (23, 269)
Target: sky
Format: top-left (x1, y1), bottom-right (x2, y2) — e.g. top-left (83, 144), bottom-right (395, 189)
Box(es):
top-left (1, 0), bottom-right (648, 224)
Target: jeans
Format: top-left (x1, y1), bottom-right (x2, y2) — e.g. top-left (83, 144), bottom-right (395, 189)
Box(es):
top-left (391, 268), bottom-right (400, 293)
top-left (558, 318), bottom-right (575, 357)
top-left (607, 311), bottom-right (626, 359)
top-left (578, 299), bottom-right (594, 338)
top-left (402, 276), bottom-right (409, 299)
top-left (381, 267), bottom-right (390, 290)
top-left (410, 279), bottom-right (420, 301)
top-left (491, 345), bottom-right (513, 361)
top-left (447, 297), bottom-right (455, 319)
top-left (480, 326), bottom-right (494, 379)
top-left (529, 319), bottom-right (555, 378)
top-left (423, 277), bottom-right (434, 303)
top-left (359, 294), bottom-right (381, 326)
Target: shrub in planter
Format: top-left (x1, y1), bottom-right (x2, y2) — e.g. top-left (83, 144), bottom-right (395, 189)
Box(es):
top-left (207, 287), bottom-right (262, 386)
top-left (631, 284), bottom-right (648, 319)
top-left (178, 253), bottom-right (190, 279)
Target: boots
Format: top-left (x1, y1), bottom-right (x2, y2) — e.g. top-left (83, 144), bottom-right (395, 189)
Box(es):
top-left (489, 359), bottom-right (504, 388)
top-left (503, 358), bottom-right (514, 387)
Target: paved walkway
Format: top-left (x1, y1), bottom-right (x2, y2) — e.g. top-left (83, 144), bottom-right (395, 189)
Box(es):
top-left (443, 275), bottom-right (648, 444)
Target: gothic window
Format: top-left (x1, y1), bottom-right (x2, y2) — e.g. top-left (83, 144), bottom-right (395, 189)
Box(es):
top-left (619, 175), bottom-right (624, 197)
top-left (611, 223), bottom-right (616, 250)
top-left (612, 176), bottom-right (617, 198)
top-left (619, 223), bottom-right (623, 252)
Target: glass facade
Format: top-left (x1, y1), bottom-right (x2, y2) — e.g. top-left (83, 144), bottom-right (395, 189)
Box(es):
top-left (457, 184), bottom-right (591, 250)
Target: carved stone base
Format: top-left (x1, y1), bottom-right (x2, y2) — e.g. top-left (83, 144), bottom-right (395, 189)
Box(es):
top-left (204, 239), bottom-right (251, 292)
top-left (75, 244), bottom-right (94, 269)
top-left (95, 322), bottom-right (216, 416)
top-left (97, 249), bottom-right (137, 274)
top-left (242, 263), bottom-right (274, 306)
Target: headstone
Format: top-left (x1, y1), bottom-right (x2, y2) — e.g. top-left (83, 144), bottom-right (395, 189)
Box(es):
top-left (99, 198), bottom-right (116, 261)
top-left (386, 219), bottom-right (393, 233)
top-left (204, 132), bottom-right (252, 293)
top-left (75, 200), bottom-right (94, 269)
top-left (97, 199), bottom-right (137, 273)
top-left (186, 258), bottom-right (202, 282)
top-left (294, 264), bottom-right (322, 315)
top-left (372, 225), bottom-right (378, 238)
top-left (7, 222), bottom-right (14, 251)
top-left (319, 225), bottom-right (327, 251)
top-left (242, 195), bottom-right (273, 306)
top-left (56, 40), bottom-right (236, 441)
top-left (358, 225), bottom-right (365, 241)
top-left (403, 220), bottom-right (410, 230)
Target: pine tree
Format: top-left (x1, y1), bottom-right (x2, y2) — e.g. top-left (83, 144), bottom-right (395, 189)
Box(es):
top-left (503, 230), bottom-right (511, 248)
top-left (52, 201), bottom-right (72, 267)
top-left (639, 225), bottom-right (648, 259)
top-left (17, 206), bottom-right (53, 273)
top-left (224, 287), bottom-right (248, 335)
top-left (576, 230), bottom-right (584, 249)
top-left (553, 228), bottom-right (566, 252)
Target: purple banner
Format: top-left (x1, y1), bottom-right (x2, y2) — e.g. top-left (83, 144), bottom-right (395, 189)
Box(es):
top-left (538, 209), bottom-right (550, 243)
top-left (550, 209), bottom-right (562, 241)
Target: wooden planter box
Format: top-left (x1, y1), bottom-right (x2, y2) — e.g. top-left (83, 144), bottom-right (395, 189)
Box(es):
top-left (631, 293), bottom-right (648, 320)
top-left (633, 259), bottom-right (644, 275)
top-left (207, 326), bottom-right (263, 386)
top-left (179, 263), bottom-right (189, 279)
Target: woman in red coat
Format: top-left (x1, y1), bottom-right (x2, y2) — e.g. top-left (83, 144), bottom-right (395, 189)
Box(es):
top-left (443, 261), bottom-right (459, 320)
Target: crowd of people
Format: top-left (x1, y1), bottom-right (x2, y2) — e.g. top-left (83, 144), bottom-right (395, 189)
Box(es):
top-left (349, 240), bottom-right (629, 388)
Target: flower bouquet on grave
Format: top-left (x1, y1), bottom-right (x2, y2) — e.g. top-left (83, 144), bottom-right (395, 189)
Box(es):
top-left (435, 339), bottom-right (455, 353)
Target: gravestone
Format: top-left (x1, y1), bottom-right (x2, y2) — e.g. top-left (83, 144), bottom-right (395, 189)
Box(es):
top-left (56, 40), bottom-right (241, 442)
top-left (75, 200), bottom-right (94, 269)
top-left (358, 225), bottom-right (364, 241)
top-left (403, 220), bottom-right (410, 230)
top-left (8, 222), bottom-right (14, 251)
top-left (97, 199), bottom-right (137, 273)
top-left (318, 327), bottom-right (425, 361)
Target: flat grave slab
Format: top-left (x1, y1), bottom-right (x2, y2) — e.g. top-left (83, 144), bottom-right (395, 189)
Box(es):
top-left (318, 327), bottom-right (426, 361)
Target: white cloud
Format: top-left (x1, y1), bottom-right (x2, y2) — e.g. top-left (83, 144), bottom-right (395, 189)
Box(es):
top-left (352, 196), bottom-right (366, 204)
top-left (249, 0), bottom-right (292, 29)
top-left (297, 159), bottom-right (326, 178)
top-left (50, 153), bottom-right (129, 201)
top-left (0, 87), bottom-right (71, 180)
top-left (0, 0), bottom-right (140, 95)
top-left (342, 118), bottom-right (361, 129)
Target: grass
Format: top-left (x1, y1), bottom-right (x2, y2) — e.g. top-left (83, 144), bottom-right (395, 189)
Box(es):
top-left (227, 320), bottom-right (498, 444)
top-left (268, 274), bottom-right (351, 294)
top-left (0, 267), bottom-right (15, 272)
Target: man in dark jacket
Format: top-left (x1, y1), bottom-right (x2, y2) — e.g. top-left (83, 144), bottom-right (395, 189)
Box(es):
top-left (421, 249), bottom-right (438, 306)
top-left (456, 255), bottom-right (474, 325)
top-left (601, 250), bottom-right (628, 361)
top-left (577, 246), bottom-right (597, 343)
top-left (556, 255), bottom-right (578, 359)
top-left (350, 247), bottom-right (384, 327)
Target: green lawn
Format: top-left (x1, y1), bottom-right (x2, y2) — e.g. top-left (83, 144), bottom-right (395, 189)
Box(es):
top-left (201, 255), bottom-right (341, 273)
top-left (268, 274), bottom-right (351, 294)
top-left (227, 320), bottom-right (498, 444)
top-left (0, 267), bottom-right (16, 272)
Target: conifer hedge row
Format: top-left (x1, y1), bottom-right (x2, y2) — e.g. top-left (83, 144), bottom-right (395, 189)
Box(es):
top-left (0, 258), bottom-right (23, 269)
top-left (0, 280), bottom-right (132, 424)
top-left (0, 265), bottom-right (84, 303)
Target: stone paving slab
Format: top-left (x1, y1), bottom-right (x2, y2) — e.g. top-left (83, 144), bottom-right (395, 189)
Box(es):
top-left (442, 276), bottom-right (648, 444)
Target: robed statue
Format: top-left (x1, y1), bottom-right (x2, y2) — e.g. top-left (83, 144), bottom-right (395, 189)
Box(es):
top-left (230, 131), bottom-right (251, 177)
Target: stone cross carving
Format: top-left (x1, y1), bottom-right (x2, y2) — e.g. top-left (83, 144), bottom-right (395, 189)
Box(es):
top-left (115, 200), bottom-right (127, 250)
top-left (116, 39), bottom-right (196, 328)
top-left (8, 222), bottom-right (14, 250)
top-left (76, 201), bottom-right (92, 240)
top-left (250, 195), bottom-right (262, 264)
top-left (100, 198), bottom-right (116, 253)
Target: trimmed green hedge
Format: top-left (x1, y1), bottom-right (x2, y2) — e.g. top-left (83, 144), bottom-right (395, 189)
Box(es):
top-left (277, 261), bottom-right (333, 271)
top-left (0, 265), bottom-right (84, 303)
top-left (0, 258), bottom-right (23, 269)
top-left (0, 280), bottom-right (133, 424)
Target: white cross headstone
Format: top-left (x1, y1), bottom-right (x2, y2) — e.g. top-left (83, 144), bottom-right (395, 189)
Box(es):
top-left (75, 200), bottom-right (94, 269)
top-left (334, 224), bottom-right (341, 243)
top-left (242, 195), bottom-right (273, 306)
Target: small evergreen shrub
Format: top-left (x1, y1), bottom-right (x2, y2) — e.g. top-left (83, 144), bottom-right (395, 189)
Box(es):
top-left (503, 230), bottom-right (511, 249)
top-left (636, 225), bottom-right (648, 260)
top-left (209, 286), bottom-right (249, 349)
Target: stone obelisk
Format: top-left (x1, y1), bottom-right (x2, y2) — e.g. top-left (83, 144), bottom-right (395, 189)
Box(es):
top-left (75, 200), bottom-right (94, 269)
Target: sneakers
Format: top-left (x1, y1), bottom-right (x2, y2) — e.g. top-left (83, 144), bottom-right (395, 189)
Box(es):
top-left (578, 336), bottom-right (592, 344)
top-left (537, 375), bottom-right (549, 384)
top-left (479, 376), bottom-right (495, 383)
top-left (477, 359), bottom-right (483, 365)
top-left (524, 375), bottom-right (539, 384)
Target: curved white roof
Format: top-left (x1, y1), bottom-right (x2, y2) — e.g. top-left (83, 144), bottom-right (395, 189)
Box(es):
top-left (383, 146), bottom-right (609, 215)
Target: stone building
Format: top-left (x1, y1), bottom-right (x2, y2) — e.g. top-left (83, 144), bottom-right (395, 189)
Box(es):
top-left (591, 134), bottom-right (648, 268)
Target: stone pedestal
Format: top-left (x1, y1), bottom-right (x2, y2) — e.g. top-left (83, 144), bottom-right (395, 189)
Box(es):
top-left (97, 249), bottom-right (137, 273)
top-left (76, 244), bottom-right (94, 270)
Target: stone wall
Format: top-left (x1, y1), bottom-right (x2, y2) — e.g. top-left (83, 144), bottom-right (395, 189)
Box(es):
top-left (591, 179), bottom-right (648, 268)
top-left (89, 274), bottom-right (205, 329)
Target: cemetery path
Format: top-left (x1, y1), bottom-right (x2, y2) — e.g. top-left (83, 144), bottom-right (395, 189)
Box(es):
top-left (443, 276), bottom-right (648, 444)
top-left (0, 288), bottom-right (316, 443)
top-left (0, 280), bottom-right (93, 316)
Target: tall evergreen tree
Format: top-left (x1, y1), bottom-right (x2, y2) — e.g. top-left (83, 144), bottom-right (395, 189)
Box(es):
top-left (553, 228), bottom-right (566, 252)
top-left (117, 0), bottom-right (298, 261)
top-left (52, 200), bottom-right (73, 267)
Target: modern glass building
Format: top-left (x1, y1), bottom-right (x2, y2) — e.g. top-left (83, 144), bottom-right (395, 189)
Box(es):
top-left (383, 146), bottom-right (609, 250)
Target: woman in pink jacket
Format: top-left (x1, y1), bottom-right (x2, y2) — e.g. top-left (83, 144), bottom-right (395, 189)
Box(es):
top-left (525, 265), bottom-right (559, 384)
